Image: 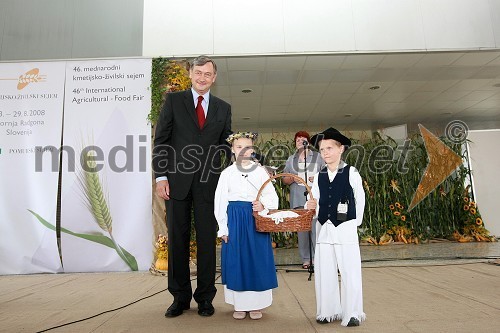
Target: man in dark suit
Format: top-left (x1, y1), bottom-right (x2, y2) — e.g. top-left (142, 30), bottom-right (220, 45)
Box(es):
top-left (153, 56), bottom-right (232, 318)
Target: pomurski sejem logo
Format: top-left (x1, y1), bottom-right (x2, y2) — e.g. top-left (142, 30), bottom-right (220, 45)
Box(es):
top-left (0, 68), bottom-right (47, 90)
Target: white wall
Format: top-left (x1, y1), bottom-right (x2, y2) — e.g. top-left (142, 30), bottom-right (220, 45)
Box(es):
top-left (143, 0), bottom-right (500, 57)
top-left (467, 130), bottom-right (500, 237)
top-left (378, 124), bottom-right (408, 141)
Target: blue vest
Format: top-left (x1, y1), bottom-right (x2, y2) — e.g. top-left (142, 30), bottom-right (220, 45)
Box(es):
top-left (317, 165), bottom-right (356, 226)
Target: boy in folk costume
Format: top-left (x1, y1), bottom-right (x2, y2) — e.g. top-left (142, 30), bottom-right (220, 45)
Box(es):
top-left (306, 127), bottom-right (366, 326)
top-left (214, 132), bottom-right (279, 320)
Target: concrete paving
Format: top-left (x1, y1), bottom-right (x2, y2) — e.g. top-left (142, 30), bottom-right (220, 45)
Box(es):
top-left (1, 241), bottom-right (499, 333)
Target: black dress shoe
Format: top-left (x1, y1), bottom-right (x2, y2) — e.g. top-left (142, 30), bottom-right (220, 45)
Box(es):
top-left (165, 301), bottom-right (190, 318)
top-left (197, 300), bottom-right (215, 316)
top-left (316, 318), bottom-right (330, 324)
top-left (347, 317), bottom-right (360, 327)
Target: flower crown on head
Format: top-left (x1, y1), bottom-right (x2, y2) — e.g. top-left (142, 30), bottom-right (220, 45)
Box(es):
top-left (226, 131), bottom-right (258, 144)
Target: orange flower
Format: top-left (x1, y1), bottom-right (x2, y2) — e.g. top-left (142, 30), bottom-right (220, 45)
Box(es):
top-left (395, 202), bottom-right (402, 209)
top-left (463, 197), bottom-right (469, 202)
top-left (470, 201), bottom-right (476, 208)
top-left (394, 211), bottom-right (401, 216)
top-left (401, 215), bottom-right (406, 221)
top-left (463, 205), bottom-right (469, 211)
top-left (476, 217), bottom-right (483, 225)
top-left (470, 208), bottom-right (476, 215)
top-left (389, 204), bottom-right (395, 210)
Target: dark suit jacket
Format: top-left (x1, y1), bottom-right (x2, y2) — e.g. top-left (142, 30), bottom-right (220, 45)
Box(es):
top-left (153, 90), bottom-right (232, 201)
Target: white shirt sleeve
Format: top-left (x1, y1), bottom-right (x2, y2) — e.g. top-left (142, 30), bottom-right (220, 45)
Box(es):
top-left (305, 173), bottom-right (320, 217)
top-left (257, 167), bottom-right (279, 210)
top-left (314, 173), bottom-right (320, 217)
top-left (350, 167), bottom-right (365, 226)
top-left (155, 176), bottom-right (168, 182)
top-left (214, 169), bottom-right (230, 237)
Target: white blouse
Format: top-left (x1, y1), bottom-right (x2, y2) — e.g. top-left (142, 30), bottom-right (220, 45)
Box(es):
top-left (214, 162), bottom-right (279, 237)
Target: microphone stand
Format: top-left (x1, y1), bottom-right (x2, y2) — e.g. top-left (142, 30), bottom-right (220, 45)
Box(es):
top-left (285, 141), bottom-right (314, 281)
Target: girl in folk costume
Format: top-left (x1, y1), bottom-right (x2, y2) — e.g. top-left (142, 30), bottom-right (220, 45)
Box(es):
top-left (214, 132), bottom-right (279, 320)
top-left (306, 127), bottom-right (366, 326)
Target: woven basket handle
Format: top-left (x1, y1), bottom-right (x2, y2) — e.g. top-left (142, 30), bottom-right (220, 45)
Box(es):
top-left (255, 172), bottom-right (314, 202)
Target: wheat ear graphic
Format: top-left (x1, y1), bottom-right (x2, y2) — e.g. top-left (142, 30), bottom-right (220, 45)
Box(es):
top-left (28, 146), bottom-right (137, 270)
top-left (78, 150), bottom-right (128, 266)
top-left (18, 73), bottom-right (45, 84)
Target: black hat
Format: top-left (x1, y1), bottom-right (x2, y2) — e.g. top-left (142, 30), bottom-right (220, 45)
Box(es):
top-left (310, 127), bottom-right (351, 149)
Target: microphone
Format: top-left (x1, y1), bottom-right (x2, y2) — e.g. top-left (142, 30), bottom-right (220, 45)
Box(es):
top-left (251, 152), bottom-right (264, 165)
top-left (302, 140), bottom-right (308, 146)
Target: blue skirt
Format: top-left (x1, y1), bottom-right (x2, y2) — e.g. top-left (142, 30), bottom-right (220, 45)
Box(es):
top-left (221, 201), bottom-right (278, 291)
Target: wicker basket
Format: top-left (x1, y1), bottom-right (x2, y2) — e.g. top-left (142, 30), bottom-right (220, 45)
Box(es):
top-left (254, 173), bottom-right (315, 232)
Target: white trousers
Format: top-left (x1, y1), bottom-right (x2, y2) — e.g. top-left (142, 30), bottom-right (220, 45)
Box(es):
top-left (315, 242), bottom-right (366, 326)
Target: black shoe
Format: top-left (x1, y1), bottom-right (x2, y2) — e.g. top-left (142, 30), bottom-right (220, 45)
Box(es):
top-left (197, 300), bottom-right (215, 316)
top-left (165, 301), bottom-right (190, 318)
top-left (347, 317), bottom-right (360, 327)
top-left (316, 318), bottom-right (330, 324)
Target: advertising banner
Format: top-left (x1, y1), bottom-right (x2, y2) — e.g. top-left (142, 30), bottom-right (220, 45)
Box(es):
top-left (0, 62), bottom-right (65, 274)
top-left (59, 59), bottom-right (153, 272)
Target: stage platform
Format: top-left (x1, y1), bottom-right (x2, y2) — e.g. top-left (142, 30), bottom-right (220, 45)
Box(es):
top-left (1, 241), bottom-right (499, 332)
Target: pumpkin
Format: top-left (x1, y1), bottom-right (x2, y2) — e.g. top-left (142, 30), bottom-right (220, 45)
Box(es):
top-left (155, 258), bottom-right (168, 271)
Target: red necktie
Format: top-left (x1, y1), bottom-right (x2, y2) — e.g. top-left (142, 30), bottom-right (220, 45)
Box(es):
top-left (196, 96), bottom-right (206, 128)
